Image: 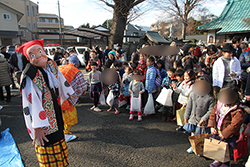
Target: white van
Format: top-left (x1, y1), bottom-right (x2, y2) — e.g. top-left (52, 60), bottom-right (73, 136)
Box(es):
top-left (67, 46), bottom-right (91, 67)
top-left (44, 46), bottom-right (65, 60)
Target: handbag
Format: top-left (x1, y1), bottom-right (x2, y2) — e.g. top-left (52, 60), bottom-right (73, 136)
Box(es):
top-left (99, 90), bottom-right (106, 105)
top-left (156, 88), bottom-right (173, 106)
top-left (176, 106), bottom-right (186, 126)
top-left (106, 90), bottom-right (114, 107)
top-left (244, 122), bottom-right (250, 137)
top-left (233, 129), bottom-right (249, 161)
top-left (130, 94), bottom-right (141, 112)
top-left (144, 93), bottom-right (155, 115)
top-left (183, 123), bottom-right (196, 133)
top-left (188, 125), bottom-right (210, 155)
top-left (203, 137), bottom-right (230, 163)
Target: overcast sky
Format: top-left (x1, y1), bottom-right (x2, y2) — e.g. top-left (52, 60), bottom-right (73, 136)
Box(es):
top-left (32, 0), bottom-right (227, 28)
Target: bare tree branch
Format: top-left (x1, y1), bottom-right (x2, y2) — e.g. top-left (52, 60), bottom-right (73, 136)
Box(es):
top-left (99, 0), bottom-right (115, 8)
top-left (132, 0), bottom-right (145, 8)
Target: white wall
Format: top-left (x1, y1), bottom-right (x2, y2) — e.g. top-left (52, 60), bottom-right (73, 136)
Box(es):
top-left (207, 30), bottom-right (216, 44)
top-left (0, 6), bottom-right (19, 31)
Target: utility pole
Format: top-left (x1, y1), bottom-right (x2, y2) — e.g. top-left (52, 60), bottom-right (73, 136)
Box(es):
top-left (57, 0), bottom-right (63, 46)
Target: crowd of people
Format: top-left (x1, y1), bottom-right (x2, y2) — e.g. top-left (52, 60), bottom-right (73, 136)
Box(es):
top-left (1, 35), bottom-right (250, 166)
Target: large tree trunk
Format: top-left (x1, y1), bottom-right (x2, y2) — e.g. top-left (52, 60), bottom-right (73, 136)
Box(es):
top-left (109, 6), bottom-right (128, 48)
top-left (181, 22), bottom-right (187, 40)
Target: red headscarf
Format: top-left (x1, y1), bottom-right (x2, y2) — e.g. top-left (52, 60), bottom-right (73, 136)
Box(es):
top-left (16, 39), bottom-right (44, 60)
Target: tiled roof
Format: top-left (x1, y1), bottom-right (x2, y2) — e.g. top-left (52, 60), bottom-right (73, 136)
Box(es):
top-left (198, 0), bottom-right (250, 34)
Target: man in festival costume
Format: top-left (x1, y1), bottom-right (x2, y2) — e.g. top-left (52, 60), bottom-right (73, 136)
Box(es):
top-left (58, 55), bottom-right (87, 142)
top-left (17, 39), bottom-right (74, 167)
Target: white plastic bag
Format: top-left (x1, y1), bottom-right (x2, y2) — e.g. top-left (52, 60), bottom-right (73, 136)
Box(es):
top-left (130, 94), bottom-right (141, 112)
top-left (99, 90), bottom-right (106, 105)
top-left (156, 88), bottom-right (173, 106)
top-left (144, 93), bottom-right (155, 115)
top-left (117, 95), bottom-right (127, 108)
top-left (106, 91), bottom-right (114, 107)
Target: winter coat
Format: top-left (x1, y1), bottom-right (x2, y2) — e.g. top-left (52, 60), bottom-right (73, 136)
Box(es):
top-left (9, 52), bottom-right (29, 71)
top-left (159, 68), bottom-right (167, 79)
top-left (161, 55), bottom-right (176, 70)
top-left (208, 101), bottom-right (245, 139)
top-left (184, 92), bottom-right (214, 126)
top-left (212, 56), bottom-right (241, 88)
top-left (136, 60), bottom-right (147, 82)
top-left (0, 56), bottom-right (11, 87)
top-left (145, 65), bottom-right (157, 94)
top-left (239, 50), bottom-right (250, 70)
top-left (174, 80), bottom-right (194, 105)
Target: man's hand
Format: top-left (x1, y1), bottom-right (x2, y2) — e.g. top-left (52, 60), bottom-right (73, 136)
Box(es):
top-left (139, 91), bottom-right (143, 94)
top-left (184, 119), bottom-right (188, 124)
top-left (246, 96), bottom-right (250, 101)
top-left (129, 90), bottom-right (132, 94)
top-left (219, 134), bottom-right (224, 140)
top-left (32, 128), bottom-right (49, 146)
top-left (211, 127), bottom-right (217, 135)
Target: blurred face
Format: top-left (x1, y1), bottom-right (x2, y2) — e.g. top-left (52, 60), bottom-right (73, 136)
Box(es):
top-left (197, 71), bottom-right (204, 77)
top-left (184, 72), bottom-right (191, 82)
top-left (27, 45), bottom-right (47, 68)
top-left (157, 63), bottom-right (162, 69)
top-left (193, 80), bottom-right (211, 96)
top-left (176, 75), bottom-right (184, 82)
top-left (139, 54), bottom-right (145, 60)
top-left (223, 51), bottom-right (233, 59)
top-left (57, 49), bottom-right (62, 53)
top-left (90, 52), bottom-right (96, 59)
top-left (15, 44), bottom-right (20, 50)
top-left (115, 51), bottom-right (121, 58)
top-left (146, 59), bottom-right (153, 66)
top-left (91, 65), bottom-right (97, 71)
top-left (64, 52), bottom-right (69, 58)
top-left (125, 67), bottom-right (131, 74)
top-left (1, 48), bottom-right (6, 52)
top-left (108, 54), bottom-right (114, 60)
top-left (167, 71), bottom-right (174, 78)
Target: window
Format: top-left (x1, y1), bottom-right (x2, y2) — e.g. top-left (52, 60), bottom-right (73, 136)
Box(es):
top-left (2, 13), bottom-right (11, 20)
top-left (29, 23), bottom-right (31, 28)
top-left (52, 19), bottom-right (58, 23)
top-left (27, 5), bottom-right (29, 16)
top-left (209, 36), bottom-right (214, 43)
top-left (32, 6), bottom-right (35, 17)
top-left (34, 23), bottom-right (36, 28)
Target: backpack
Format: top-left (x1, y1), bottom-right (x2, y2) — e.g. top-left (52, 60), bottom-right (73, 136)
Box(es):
top-left (149, 67), bottom-right (162, 87)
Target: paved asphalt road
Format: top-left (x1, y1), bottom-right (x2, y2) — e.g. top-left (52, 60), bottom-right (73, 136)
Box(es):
top-left (0, 68), bottom-right (248, 167)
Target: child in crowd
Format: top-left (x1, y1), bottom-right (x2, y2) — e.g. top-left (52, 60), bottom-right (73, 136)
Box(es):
top-left (145, 56), bottom-right (157, 96)
top-left (89, 62), bottom-right (102, 112)
top-left (171, 69), bottom-right (185, 122)
top-left (86, 51), bottom-right (101, 72)
top-left (114, 61), bottom-right (125, 79)
top-left (171, 69), bottom-right (196, 131)
top-left (122, 66), bottom-right (133, 110)
top-left (129, 71), bottom-right (145, 121)
top-left (208, 82), bottom-right (245, 167)
top-left (157, 60), bottom-right (168, 79)
top-left (108, 73), bottom-right (121, 114)
top-left (184, 76), bottom-right (214, 153)
top-left (160, 68), bottom-right (178, 121)
top-left (137, 53), bottom-right (147, 83)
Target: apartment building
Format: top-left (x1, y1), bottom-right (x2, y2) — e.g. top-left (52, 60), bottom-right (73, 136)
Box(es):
top-left (0, 2), bottom-right (23, 45)
top-left (37, 13), bottom-right (77, 45)
top-left (0, 0), bottom-right (39, 43)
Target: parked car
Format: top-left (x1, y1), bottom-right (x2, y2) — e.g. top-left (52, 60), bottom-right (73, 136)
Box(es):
top-left (67, 46), bottom-right (91, 66)
top-left (6, 45), bottom-right (15, 55)
top-left (44, 45), bottom-right (65, 60)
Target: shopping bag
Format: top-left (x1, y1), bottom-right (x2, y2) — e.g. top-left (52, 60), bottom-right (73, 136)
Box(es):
top-left (156, 88), bottom-right (173, 106)
top-left (203, 138), bottom-right (230, 163)
top-left (106, 91), bottom-right (114, 107)
top-left (99, 90), bottom-right (106, 105)
top-left (144, 94), bottom-right (155, 115)
top-left (233, 129), bottom-right (249, 161)
top-left (176, 106), bottom-right (186, 126)
top-left (188, 126), bottom-right (210, 155)
top-left (117, 94), bottom-right (127, 108)
top-left (130, 94), bottom-right (141, 112)
top-left (244, 123), bottom-right (250, 137)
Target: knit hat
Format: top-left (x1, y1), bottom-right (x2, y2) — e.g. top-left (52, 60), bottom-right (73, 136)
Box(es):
top-left (108, 50), bottom-right (115, 57)
top-left (68, 55), bottom-right (79, 65)
top-left (16, 39), bottom-right (44, 60)
top-left (193, 46), bottom-right (202, 57)
top-left (181, 44), bottom-right (192, 52)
